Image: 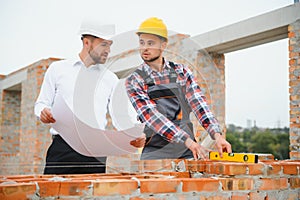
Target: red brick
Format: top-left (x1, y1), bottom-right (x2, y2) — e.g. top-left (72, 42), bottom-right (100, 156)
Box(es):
top-left (289, 177), bottom-right (300, 189)
top-left (94, 179), bottom-right (138, 196)
top-left (286, 192), bottom-right (299, 200)
top-left (140, 159), bottom-right (174, 172)
top-left (247, 163), bottom-right (264, 175)
top-left (187, 160), bottom-right (206, 172)
top-left (257, 154), bottom-right (274, 161)
top-left (59, 181), bottom-right (92, 196)
top-left (207, 162), bottom-right (247, 175)
top-left (38, 181), bottom-right (60, 197)
top-left (140, 179), bottom-right (180, 193)
top-left (147, 171), bottom-right (190, 178)
top-left (130, 197), bottom-right (164, 200)
top-left (220, 178), bottom-right (254, 191)
top-left (290, 59), bottom-right (296, 66)
top-left (0, 183), bottom-right (36, 200)
top-left (258, 178), bottom-right (288, 190)
top-left (263, 161), bottom-right (282, 175)
top-left (231, 192), bottom-right (249, 200)
top-left (289, 51), bottom-right (296, 58)
top-left (200, 195), bottom-right (230, 200)
top-left (289, 151), bottom-right (300, 160)
top-left (289, 31), bottom-right (296, 38)
top-left (249, 191), bottom-right (266, 200)
top-left (181, 178), bottom-right (220, 192)
top-left (282, 162), bottom-right (299, 175)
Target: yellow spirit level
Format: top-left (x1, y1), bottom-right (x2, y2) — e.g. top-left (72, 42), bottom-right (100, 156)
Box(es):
top-left (209, 152), bottom-right (258, 163)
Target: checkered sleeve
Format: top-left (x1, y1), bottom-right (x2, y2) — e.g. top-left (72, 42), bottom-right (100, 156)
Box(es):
top-left (183, 65), bottom-right (222, 139)
top-left (125, 72), bottom-right (190, 143)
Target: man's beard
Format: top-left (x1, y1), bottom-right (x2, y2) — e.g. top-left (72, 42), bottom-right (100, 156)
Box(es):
top-left (89, 49), bottom-right (106, 64)
top-left (142, 55), bottom-right (160, 63)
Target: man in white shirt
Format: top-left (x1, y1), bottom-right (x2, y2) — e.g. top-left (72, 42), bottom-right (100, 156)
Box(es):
top-left (34, 20), bottom-right (119, 174)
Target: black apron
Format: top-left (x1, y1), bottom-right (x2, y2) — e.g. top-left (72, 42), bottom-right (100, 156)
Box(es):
top-left (136, 62), bottom-right (195, 160)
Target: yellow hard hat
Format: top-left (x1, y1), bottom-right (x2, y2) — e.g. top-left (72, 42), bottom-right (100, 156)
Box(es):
top-left (137, 17), bottom-right (168, 40)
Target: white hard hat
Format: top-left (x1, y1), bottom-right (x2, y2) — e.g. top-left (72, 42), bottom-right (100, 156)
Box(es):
top-left (78, 19), bottom-right (115, 40)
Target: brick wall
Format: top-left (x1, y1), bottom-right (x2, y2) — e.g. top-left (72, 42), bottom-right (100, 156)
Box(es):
top-left (0, 90), bottom-right (21, 174)
top-left (289, 19), bottom-right (300, 160)
top-left (0, 90), bottom-right (21, 153)
top-left (0, 58), bottom-right (59, 175)
top-left (0, 158), bottom-right (299, 199)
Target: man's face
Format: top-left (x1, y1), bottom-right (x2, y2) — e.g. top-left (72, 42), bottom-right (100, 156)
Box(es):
top-left (139, 33), bottom-right (166, 62)
top-left (88, 37), bottom-right (113, 64)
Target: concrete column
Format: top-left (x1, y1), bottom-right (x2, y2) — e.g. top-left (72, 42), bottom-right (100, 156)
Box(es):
top-left (194, 51), bottom-right (226, 145)
top-left (288, 19), bottom-right (300, 160)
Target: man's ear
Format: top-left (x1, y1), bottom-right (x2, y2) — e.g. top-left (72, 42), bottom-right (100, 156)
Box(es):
top-left (83, 37), bottom-right (91, 47)
top-left (161, 41), bottom-right (167, 51)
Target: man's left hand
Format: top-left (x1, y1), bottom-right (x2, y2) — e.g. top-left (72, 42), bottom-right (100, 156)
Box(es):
top-left (214, 133), bottom-right (232, 158)
top-left (130, 134), bottom-right (146, 148)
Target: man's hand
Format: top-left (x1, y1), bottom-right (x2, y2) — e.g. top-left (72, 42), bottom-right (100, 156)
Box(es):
top-left (214, 133), bottom-right (232, 158)
top-left (185, 137), bottom-right (209, 160)
top-left (130, 134), bottom-right (146, 148)
top-left (40, 108), bottom-right (56, 124)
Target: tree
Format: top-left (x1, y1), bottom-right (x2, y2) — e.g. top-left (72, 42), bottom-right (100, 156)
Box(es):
top-left (275, 133), bottom-right (290, 159)
top-left (249, 131), bottom-right (277, 155)
top-left (226, 131), bottom-right (247, 152)
top-left (225, 124), bottom-right (290, 160)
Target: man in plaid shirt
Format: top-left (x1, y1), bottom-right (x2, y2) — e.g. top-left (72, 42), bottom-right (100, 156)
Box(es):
top-left (126, 17), bottom-right (231, 160)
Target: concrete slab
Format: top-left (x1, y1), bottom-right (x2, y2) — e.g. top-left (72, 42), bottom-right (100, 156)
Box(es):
top-left (191, 3), bottom-right (300, 53)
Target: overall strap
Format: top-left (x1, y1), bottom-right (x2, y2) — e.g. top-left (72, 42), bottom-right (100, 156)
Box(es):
top-left (134, 69), bottom-right (154, 86)
top-left (168, 61), bottom-right (177, 83)
top-left (135, 61), bottom-right (178, 86)
top-left (168, 61), bottom-right (192, 119)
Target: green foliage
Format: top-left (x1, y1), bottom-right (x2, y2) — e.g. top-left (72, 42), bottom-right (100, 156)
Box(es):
top-left (226, 124), bottom-right (290, 160)
top-left (226, 132), bottom-right (247, 152)
top-left (249, 131), bottom-right (277, 153)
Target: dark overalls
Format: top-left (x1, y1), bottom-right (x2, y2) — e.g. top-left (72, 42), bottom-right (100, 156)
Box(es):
top-left (136, 62), bottom-right (195, 160)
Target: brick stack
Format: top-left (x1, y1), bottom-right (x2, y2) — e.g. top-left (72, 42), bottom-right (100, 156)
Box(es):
top-left (0, 158), bottom-right (299, 199)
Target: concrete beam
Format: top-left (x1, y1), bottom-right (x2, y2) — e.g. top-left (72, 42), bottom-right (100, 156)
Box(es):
top-left (191, 3), bottom-right (300, 53)
top-left (0, 69), bottom-right (26, 91)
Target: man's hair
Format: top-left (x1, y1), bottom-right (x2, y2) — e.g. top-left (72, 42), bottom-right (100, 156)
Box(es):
top-left (137, 33), bottom-right (167, 43)
top-left (80, 34), bottom-right (98, 41)
top-left (158, 35), bottom-right (167, 43)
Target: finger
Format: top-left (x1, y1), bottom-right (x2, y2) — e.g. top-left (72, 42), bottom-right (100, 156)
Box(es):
top-left (43, 115), bottom-right (55, 123)
top-left (44, 111), bottom-right (55, 122)
top-left (40, 112), bottom-right (50, 123)
top-left (226, 143), bottom-right (232, 153)
top-left (43, 109), bottom-right (56, 122)
top-left (130, 140), bottom-right (138, 147)
top-left (40, 115), bottom-right (48, 123)
top-left (217, 146), bottom-right (223, 158)
top-left (192, 150), bottom-right (198, 160)
top-left (199, 148), bottom-right (208, 160)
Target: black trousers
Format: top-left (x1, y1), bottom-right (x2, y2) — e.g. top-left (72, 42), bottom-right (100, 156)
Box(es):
top-left (44, 135), bottom-right (106, 174)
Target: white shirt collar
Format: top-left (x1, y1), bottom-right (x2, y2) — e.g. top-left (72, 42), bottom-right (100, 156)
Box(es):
top-left (68, 54), bottom-right (104, 71)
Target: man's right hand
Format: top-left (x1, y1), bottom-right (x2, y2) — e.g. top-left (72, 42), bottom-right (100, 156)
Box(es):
top-left (185, 137), bottom-right (209, 160)
top-left (40, 108), bottom-right (56, 124)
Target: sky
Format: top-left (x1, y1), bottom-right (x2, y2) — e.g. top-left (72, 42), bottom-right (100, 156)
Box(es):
top-left (0, 0), bottom-right (293, 128)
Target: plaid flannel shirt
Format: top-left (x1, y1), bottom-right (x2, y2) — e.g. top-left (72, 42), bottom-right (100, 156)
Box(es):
top-left (125, 60), bottom-right (222, 144)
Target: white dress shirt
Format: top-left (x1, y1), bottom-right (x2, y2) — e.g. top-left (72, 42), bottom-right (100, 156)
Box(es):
top-left (34, 55), bottom-right (119, 135)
